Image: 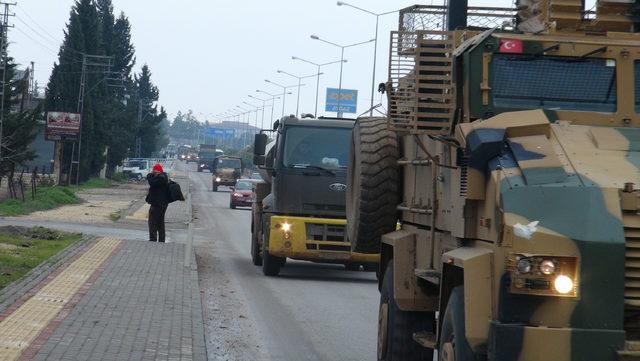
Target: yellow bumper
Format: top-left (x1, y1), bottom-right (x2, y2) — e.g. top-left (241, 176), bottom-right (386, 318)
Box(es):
top-left (268, 215), bottom-right (379, 263)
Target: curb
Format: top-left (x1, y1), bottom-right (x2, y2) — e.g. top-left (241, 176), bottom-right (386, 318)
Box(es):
top-left (0, 235), bottom-right (96, 315)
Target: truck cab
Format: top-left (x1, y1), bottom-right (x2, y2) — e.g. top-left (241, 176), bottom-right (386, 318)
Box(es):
top-left (211, 156), bottom-right (242, 191)
top-left (251, 116), bottom-right (378, 276)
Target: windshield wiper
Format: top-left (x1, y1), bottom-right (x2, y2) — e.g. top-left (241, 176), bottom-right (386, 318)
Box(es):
top-left (295, 164), bottom-right (335, 176)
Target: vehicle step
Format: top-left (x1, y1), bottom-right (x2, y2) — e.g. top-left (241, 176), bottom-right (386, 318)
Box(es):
top-left (618, 350), bottom-right (640, 361)
top-left (413, 331), bottom-right (437, 349)
top-left (415, 268), bottom-right (441, 285)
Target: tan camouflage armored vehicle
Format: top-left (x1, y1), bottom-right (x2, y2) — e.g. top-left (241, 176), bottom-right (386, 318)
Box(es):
top-left (347, 1), bottom-right (640, 360)
top-left (212, 156), bottom-right (242, 192)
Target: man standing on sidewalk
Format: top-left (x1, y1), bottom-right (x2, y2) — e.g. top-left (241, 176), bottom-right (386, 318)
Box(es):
top-left (146, 163), bottom-right (169, 242)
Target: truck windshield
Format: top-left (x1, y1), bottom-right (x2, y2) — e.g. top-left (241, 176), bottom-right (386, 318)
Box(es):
top-left (492, 55), bottom-right (617, 113)
top-left (218, 159), bottom-right (241, 168)
top-left (283, 126), bottom-right (351, 170)
top-left (199, 151), bottom-right (217, 159)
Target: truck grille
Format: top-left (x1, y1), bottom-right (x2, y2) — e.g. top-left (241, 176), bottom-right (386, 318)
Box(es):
top-left (305, 223), bottom-right (346, 242)
top-left (624, 211), bottom-right (640, 340)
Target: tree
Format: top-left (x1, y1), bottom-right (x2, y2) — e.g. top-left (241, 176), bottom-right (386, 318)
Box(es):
top-left (0, 57), bottom-right (41, 175)
top-left (134, 64), bottom-right (162, 157)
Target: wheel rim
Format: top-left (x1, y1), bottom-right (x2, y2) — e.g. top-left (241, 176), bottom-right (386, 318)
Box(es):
top-left (440, 339), bottom-right (455, 361)
top-left (377, 301), bottom-right (389, 360)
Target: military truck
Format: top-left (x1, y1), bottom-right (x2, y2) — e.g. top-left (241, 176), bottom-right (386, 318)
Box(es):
top-left (252, 116), bottom-right (378, 276)
top-left (211, 156), bottom-right (242, 191)
top-left (347, 2), bottom-right (640, 360)
top-left (197, 144), bottom-right (223, 172)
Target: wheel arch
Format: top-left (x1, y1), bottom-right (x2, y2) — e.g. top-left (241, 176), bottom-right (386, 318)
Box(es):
top-left (440, 247), bottom-right (494, 352)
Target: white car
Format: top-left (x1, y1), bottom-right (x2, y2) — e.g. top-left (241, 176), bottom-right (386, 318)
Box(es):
top-left (123, 159), bottom-right (151, 180)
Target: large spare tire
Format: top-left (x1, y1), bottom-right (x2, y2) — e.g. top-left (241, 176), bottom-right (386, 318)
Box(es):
top-left (347, 117), bottom-right (400, 254)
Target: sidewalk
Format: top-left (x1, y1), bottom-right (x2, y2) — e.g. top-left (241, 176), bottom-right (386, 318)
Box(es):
top-left (0, 237), bottom-right (207, 361)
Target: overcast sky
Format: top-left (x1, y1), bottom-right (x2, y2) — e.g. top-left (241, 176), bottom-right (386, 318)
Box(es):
top-left (11, 0), bottom-right (511, 127)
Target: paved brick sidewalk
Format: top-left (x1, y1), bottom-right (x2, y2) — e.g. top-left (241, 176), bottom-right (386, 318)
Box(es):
top-left (0, 239), bottom-right (206, 361)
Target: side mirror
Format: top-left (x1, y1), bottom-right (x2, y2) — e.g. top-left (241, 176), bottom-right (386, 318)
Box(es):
top-left (253, 134), bottom-right (268, 166)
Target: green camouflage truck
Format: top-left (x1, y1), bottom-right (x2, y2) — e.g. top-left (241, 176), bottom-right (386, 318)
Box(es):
top-left (346, 2), bottom-right (640, 360)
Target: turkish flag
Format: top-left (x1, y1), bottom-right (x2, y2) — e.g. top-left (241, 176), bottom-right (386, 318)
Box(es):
top-left (499, 39), bottom-right (524, 54)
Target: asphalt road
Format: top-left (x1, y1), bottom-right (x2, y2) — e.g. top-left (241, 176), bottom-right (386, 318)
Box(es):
top-left (186, 162), bottom-right (380, 361)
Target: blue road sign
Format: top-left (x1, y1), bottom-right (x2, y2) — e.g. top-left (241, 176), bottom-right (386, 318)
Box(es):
top-left (206, 127), bottom-right (235, 138)
top-left (325, 88), bottom-right (358, 114)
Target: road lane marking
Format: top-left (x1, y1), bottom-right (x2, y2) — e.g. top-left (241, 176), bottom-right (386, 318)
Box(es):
top-left (0, 237), bottom-right (122, 361)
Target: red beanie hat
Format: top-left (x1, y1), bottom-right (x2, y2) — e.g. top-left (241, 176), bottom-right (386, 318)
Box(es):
top-left (152, 163), bottom-right (164, 172)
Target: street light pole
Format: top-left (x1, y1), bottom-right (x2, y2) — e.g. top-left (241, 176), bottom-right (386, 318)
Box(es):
top-left (264, 81), bottom-right (298, 118)
top-left (310, 35), bottom-right (375, 117)
top-left (277, 70), bottom-right (318, 117)
top-left (292, 57), bottom-right (346, 117)
top-left (336, 2), bottom-right (398, 116)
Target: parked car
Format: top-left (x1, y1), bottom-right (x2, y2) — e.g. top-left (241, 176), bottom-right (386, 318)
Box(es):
top-left (229, 179), bottom-right (256, 209)
top-left (122, 159), bottom-right (150, 180)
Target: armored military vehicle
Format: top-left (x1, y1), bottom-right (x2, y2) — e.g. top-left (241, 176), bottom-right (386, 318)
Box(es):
top-left (347, 1), bottom-right (640, 360)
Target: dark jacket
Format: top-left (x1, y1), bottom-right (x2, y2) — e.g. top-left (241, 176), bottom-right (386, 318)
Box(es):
top-left (146, 172), bottom-right (169, 206)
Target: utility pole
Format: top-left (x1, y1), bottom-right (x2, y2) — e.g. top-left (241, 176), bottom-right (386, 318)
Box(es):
top-left (0, 2), bottom-right (15, 165)
top-left (70, 54), bottom-right (113, 185)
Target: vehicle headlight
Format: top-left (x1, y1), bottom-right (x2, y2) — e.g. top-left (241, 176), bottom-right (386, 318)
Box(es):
top-left (201, 164), bottom-right (205, 167)
top-left (281, 222), bottom-right (291, 232)
top-left (509, 254), bottom-right (578, 297)
top-left (516, 258), bottom-right (532, 273)
top-left (554, 275), bottom-right (574, 294)
top-left (233, 193), bottom-right (241, 197)
top-left (215, 177), bottom-right (221, 182)
top-left (539, 259), bottom-right (556, 275)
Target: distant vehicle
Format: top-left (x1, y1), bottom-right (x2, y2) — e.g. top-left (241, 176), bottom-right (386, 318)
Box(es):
top-left (177, 145), bottom-right (191, 160)
top-left (122, 159), bottom-right (150, 180)
top-left (185, 152), bottom-right (198, 163)
top-left (250, 172), bottom-right (263, 181)
top-left (197, 145), bottom-right (224, 172)
top-left (212, 156), bottom-right (242, 191)
top-left (229, 179), bottom-right (257, 209)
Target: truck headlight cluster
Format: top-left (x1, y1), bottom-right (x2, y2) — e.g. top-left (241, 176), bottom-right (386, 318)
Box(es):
top-left (275, 222), bottom-right (292, 240)
top-left (509, 254), bottom-right (578, 297)
top-left (215, 177), bottom-right (221, 182)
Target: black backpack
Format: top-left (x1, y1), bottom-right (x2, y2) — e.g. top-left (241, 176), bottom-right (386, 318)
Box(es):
top-left (167, 180), bottom-right (185, 203)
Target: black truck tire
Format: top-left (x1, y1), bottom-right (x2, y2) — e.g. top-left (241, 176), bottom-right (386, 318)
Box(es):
top-left (439, 286), bottom-right (476, 361)
top-left (378, 261), bottom-right (435, 361)
top-left (251, 226), bottom-right (262, 266)
top-left (347, 117), bottom-right (400, 254)
top-left (262, 250), bottom-right (282, 276)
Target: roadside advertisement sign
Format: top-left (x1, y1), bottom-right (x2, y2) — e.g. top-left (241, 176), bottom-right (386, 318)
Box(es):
top-left (325, 88), bottom-right (358, 114)
top-left (45, 111), bottom-right (81, 141)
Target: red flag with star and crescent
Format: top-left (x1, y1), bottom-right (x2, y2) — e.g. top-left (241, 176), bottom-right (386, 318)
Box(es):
top-left (499, 39), bottom-right (523, 54)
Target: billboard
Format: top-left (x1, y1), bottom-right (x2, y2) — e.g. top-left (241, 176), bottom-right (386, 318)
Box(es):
top-left (325, 88), bottom-right (358, 114)
top-left (45, 112), bottom-right (81, 141)
top-left (206, 127), bottom-right (235, 138)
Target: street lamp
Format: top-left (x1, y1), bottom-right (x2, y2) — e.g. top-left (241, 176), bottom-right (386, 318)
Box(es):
top-left (249, 94), bottom-right (278, 129)
top-left (310, 34), bottom-right (375, 117)
top-left (277, 70), bottom-right (319, 118)
top-left (337, 2), bottom-right (398, 116)
top-left (257, 89), bottom-right (291, 128)
top-left (292, 56), bottom-right (346, 117)
top-left (243, 101), bottom-right (262, 134)
top-left (265, 79), bottom-right (299, 118)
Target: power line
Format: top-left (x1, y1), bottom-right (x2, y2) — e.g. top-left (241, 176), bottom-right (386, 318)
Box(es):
top-left (15, 4), bottom-right (57, 43)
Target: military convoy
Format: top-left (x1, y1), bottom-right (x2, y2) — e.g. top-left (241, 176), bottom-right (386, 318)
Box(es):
top-left (251, 116), bottom-right (378, 276)
top-left (345, 1), bottom-right (640, 360)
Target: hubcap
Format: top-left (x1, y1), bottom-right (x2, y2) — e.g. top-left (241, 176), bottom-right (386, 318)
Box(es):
top-left (441, 341), bottom-right (455, 361)
top-left (377, 302), bottom-right (389, 360)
